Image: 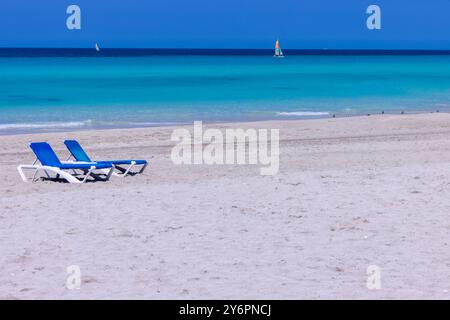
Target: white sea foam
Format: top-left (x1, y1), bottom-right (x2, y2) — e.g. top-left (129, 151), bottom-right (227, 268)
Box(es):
top-left (0, 120), bottom-right (180, 132)
top-left (0, 121), bottom-right (90, 130)
top-left (276, 111), bottom-right (330, 117)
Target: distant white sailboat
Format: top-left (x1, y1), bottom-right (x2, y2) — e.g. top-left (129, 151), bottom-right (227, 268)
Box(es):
top-left (95, 43), bottom-right (100, 52)
top-left (274, 39), bottom-right (284, 58)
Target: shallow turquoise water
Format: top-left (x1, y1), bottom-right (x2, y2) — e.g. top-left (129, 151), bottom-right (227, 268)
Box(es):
top-left (0, 55), bottom-right (449, 133)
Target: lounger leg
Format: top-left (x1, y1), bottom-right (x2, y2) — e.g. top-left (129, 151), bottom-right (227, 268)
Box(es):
top-left (139, 163), bottom-right (148, 174)
top-left (17, 165), bottom-right (30, 183)
top-left (123, 162), bottom-right (135, 177)
top-left (113, 161), bottom-right (138, 177)
top-left (87, 168), bottom-right (112, 181)
top-left (17, 165), bottom-right (43, 183)
top-left (51, 169), bottom-right (82, 184)
top-left (32, 169), bottom-right (39, 182)
top-left (30, 159), bottom-right (40, 182)
top-left (18, 165), bottom-right (82, 184)
top-left (112, 162), bottom-right (147, 177)
top-left (81, 166), bottom-right (95, 183)
top-left (29, 166), bottom-right (50, 181)
top-left (105, 167), bottom-right (114, 181)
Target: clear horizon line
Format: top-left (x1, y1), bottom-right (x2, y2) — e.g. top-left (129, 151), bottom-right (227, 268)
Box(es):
top-left (0, 47), bottom-right (450, 51)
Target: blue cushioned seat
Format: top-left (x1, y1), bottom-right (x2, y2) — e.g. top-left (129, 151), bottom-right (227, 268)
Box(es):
top-left (64, 140), bottom-right (148, 166)
top-left (30, 142), bottom-right (112, 170)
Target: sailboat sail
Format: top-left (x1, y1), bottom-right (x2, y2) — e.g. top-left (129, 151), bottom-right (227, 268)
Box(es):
top-left (95, 43), bottom-right (100, 52)
top-left (274, 40), bottom-right (284, 57)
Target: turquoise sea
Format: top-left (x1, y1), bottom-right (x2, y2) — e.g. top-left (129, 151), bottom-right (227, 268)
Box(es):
top-left (1, 50), bottom-right (450, 133)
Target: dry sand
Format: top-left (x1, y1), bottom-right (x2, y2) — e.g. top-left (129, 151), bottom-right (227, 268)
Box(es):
top-left (1, 113), bottom-right (450, 299)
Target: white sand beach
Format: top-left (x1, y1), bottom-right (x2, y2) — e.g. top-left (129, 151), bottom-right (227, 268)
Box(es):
top-left (1, 113), bottom-right (450, 299)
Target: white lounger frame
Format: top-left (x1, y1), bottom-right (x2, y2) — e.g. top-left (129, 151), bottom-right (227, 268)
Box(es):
top-left (111, 161), bottom-right (148, 177)
top-left (17, 158), bottom-right (114, 184)
top-left (66, 155), bottom-right (148, 177)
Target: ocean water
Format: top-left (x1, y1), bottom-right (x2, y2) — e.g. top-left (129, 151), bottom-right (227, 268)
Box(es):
top-left (1, 49), bottom-right (450, 134)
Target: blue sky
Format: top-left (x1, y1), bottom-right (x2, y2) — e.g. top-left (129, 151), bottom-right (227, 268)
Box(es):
top-left (0, 0), bottom-right (449, 49)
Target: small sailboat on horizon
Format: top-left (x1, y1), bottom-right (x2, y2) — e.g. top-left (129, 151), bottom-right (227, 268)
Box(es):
top-left (274, 39), bottom-right (284, 58)
top-left (95, 43), bottom-right (100, 52)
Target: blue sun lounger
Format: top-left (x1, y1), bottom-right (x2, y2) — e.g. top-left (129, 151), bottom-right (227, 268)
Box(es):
top-left (64, 140), bottom-right (148, 177)
top-left (17, 142), bottom-right (114, 184)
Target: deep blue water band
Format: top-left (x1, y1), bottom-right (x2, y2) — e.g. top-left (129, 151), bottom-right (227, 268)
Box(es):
top-left (1, 48), bottom-right (450, 58)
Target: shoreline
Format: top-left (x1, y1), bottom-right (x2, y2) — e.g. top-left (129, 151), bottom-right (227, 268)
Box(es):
top-left (1, 109), bottom-right (448, 137)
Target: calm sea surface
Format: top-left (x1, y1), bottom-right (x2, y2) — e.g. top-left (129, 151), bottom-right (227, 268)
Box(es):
top-left (0, 49), bottom-right (449, 133)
